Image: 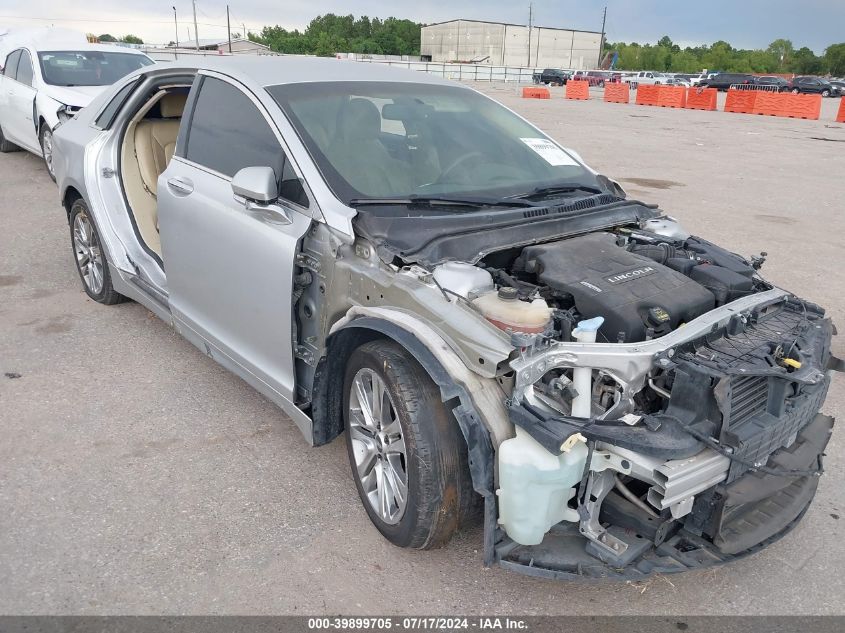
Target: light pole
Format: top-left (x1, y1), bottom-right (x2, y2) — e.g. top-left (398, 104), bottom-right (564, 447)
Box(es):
top-left (172, 6), bottom-right (179, 47)
top-left (192, 0), bottom-right (200, 50)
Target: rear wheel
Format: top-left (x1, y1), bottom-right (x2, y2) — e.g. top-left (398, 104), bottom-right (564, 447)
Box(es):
top-left (792, 87), bottom-right (800, 94)
top-left (344, 340), bottom-right (478, 549)
top-left (822, 89), bottom-right (831, 98)
top-left (39, 125), bottom-right (56, 182)
top-left (69, 199), bottom-right (125, 305)
top-left (0, 123), bottom-right (20, 153)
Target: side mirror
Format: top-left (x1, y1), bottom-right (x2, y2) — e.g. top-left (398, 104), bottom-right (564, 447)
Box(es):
top-left (232, 166), bottom-right (278, 203)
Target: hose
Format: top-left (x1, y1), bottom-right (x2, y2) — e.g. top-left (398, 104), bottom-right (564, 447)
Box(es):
top-left (614, 476), bottom-right (660, 518)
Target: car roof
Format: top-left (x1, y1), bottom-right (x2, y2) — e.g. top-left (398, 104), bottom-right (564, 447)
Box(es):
top-left (37, 43), bottom-right (149, 55)
top-left (143, 55), bottom-right (460, 88)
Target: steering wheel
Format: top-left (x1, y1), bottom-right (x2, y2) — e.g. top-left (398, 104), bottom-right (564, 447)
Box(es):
top-left (436, 151), bottom-right (486, 184)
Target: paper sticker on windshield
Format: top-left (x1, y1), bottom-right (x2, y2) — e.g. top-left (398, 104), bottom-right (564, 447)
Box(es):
top-left (520, 138), bottom-right (579, 166)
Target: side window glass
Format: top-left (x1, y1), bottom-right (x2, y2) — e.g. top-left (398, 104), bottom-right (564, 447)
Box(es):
top-left (95, 80), bottom-right (138, 129)
top-left (185, 76), bottom-right (308, 207)
top-left (16, 50), bottom-right (34, 87)
top-left (4, 50), bottom-right (21, 79)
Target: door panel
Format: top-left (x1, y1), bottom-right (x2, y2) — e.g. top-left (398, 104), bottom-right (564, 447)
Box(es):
top-left (8, 51), bottom-right (39, 150)
top-left (159, 157), bottom-right (311, 402)
top-left (157, 75), bottom-right (312, 404)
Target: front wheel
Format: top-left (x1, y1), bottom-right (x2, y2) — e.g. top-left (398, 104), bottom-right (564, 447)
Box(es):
top-left (792, 88), bottom-right (800, 94)
top-left (344, 340), bottom-right (478, 549)
top-left (598, 80), bottom-right (605, 88)
top-left (69, 199), bottom-right (125, 305)
top-left (40, 125), bottom-right (56, 182)
top-left (821, 89), bottom-right (831, 97)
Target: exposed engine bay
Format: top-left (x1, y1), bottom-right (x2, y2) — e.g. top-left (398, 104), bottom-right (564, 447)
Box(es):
top-left (393, 215), bottom-right (840, 579)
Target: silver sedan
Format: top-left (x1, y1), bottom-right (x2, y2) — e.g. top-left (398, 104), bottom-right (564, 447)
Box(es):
top-left (52, 56), bottom-right (840, 581)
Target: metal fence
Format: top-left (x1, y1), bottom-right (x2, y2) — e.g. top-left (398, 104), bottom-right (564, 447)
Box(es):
top-left (350, 58), bottom-right (541, 83)
top-left (729, 83), bottom-right (781, 91)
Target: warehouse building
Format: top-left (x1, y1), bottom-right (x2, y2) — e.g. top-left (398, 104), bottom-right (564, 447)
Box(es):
top-left (420, 19), bottom-right (602, 70)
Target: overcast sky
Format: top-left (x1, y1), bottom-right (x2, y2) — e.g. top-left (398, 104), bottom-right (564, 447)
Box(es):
top-left (1, 0), bottom-right (842, 52)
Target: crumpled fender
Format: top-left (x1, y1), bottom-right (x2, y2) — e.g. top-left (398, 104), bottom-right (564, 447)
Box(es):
top-left (330, 306), bottom-right (513, 448)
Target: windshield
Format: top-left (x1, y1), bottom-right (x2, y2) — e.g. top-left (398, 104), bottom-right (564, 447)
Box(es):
top-left (267, 81), bottom-right (599, 205)
top-left (38, 50), bottom-right (153, 86)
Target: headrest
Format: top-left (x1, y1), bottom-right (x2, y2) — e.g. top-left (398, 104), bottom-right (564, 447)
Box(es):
top-left (159, 93), bottom-right (187, 118)
top-left (338, 98), bottom-right (381, 142)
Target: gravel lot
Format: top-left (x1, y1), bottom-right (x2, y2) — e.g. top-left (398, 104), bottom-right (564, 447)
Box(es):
top-left (1, 84), bottom-right (843, 615)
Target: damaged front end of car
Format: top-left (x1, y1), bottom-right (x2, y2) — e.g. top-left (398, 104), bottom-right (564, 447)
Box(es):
top-left (326, 198), bottom-right (841, 580)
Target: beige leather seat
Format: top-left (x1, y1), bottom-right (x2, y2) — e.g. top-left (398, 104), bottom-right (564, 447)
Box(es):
top-left (134, 93), bottom-right (187, 196)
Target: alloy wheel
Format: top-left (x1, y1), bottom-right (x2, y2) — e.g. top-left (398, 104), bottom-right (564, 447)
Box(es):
top-left (348, 368), bottom-right (408, 525)
top-left (72, 211), bottom-right (105, 295)
top-left (41, 127), bottom-right (54, 177)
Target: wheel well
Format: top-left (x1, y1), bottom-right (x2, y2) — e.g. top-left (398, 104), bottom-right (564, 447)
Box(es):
top-left (62, 187), bottom-right (83, 221)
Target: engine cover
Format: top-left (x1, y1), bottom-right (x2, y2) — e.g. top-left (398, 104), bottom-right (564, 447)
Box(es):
top-left (520, 233), bottom-right (715, 342)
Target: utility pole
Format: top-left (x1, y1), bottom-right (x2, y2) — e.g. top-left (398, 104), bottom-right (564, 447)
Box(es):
top-left (172, 6), bottom-right (179, 47)
top-left (226, 5), bottom-right (232, 52)
top-left (527, 2), bottom-right (533, 68)
top-left (192, 0), bottom-right (200, 50)
top-left (598, 6), bottom-right (607, 69)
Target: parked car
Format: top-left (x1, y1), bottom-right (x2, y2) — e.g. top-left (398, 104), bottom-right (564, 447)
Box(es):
top-left (788, 76), bottom-right (836, 97)
top-left (621, 71), bottom-right (667, 88)
top-left (753, 76), bottom-right (790, 91)
top-left (829, 80), bottom-right (845, 97)
top-left (573, 70), bottom-right (617, 87)
top-left (532, 68), bottom-right (569, 86)
top-left (52, 57), bottom-right (841, 581)
top-left (689, 72), bottom-right (710, 86)
top-left (0, 40), bottom-right (152, 178)
top-left (700, 72), bottom-right (754, 91)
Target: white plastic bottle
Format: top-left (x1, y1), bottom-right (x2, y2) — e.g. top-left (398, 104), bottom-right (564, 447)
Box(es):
top-left (497, 427), bottom-right (588, 545)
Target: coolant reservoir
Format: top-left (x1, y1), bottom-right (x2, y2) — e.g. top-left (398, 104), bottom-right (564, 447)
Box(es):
top-left (472, 287), bottom-right (552, 333)
top-left (432, 262), bottom-right (494, 299)
top-left (497, 427), bottom-right (588, 545)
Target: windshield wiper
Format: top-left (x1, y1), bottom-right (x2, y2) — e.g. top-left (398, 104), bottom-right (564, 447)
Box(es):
top-left (348, 195), bottom-right (536, 209)
top-left (508, 184), bottom-right (603, 201)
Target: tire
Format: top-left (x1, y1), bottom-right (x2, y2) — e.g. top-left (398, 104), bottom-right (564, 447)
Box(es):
top-left (344, 340), bottom-right (478, 549)
top-left (69, 198), bottom-right (125, 305)
top-left (822, 90), bottom-right (830, 98)
top-left (598, 80), bottom-right (605, 88)
top-left (0, 123), bottom-right (20, 153)
top-left (39, 125), bottom-right (56, 182)
top-left (792, 88), bottom-right (800, 94)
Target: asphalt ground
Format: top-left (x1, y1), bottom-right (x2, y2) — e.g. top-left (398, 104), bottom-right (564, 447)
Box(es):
top-left (1, 84), bottom-right (843, 615)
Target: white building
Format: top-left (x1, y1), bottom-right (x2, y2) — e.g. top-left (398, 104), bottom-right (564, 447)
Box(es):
top-left (420, 19), bottom-right (603, 70)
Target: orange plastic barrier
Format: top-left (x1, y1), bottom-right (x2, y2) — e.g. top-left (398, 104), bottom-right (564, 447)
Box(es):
top-left (522, 86), bottom-right (550, 99)
top-left (781, 93), bottom-right (822, 120)
top-left (655, 86), bottom-right (687, 108)
top-left (603, 82), bottom-right (630, 103)
top-left (724, 89), bottom-right (758, 114)
top-left (837, 97), bottom-right (845, 123)
top-left (684, 87), bottom-right (718, 111)
top-left (635, 84), bottom-right (660, 106)
top-left (565, 80), bottom-right (590, 100)
top-left (751, 91), bottom-right (784, 117)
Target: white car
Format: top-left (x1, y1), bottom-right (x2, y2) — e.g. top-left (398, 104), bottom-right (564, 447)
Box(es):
top-left (621, 71), bottom-right (667, 88)
top-left (0, 40), bottom-right (152, 179)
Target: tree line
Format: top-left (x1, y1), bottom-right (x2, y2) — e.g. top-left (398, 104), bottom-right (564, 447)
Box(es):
top-left (252, 14), bottom-right (421, 57)
top-left (607, 36), bottom-right (845, 76)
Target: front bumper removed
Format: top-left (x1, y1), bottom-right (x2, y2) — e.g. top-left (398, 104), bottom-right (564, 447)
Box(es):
top-left (495, 413), bottom-right (833, 580)
top-left (490, 297), bottom-right (840, 580)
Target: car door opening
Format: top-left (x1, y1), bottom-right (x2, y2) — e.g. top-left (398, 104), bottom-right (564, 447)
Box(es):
top-left (120, 88), bottom-right (189, 257)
